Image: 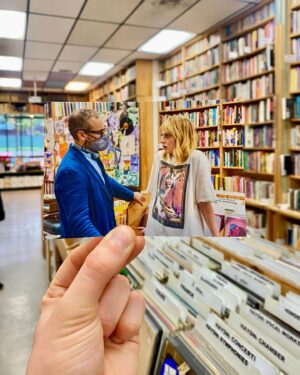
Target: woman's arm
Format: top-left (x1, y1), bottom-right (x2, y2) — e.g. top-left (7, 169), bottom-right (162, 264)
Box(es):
top-left (198, 201), bottom-right (220, 237)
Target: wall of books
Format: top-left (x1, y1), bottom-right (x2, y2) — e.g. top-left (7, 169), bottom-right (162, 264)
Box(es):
top-left (156, 0), bottom-right (300, 250)
top-left (127, 236), bottom-right (300, 375)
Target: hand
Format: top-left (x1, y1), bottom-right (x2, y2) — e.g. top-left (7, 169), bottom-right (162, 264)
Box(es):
top-left (133, 192), bottom-right (145, 206)
top-left (27, 226), bottom-right (145, 375)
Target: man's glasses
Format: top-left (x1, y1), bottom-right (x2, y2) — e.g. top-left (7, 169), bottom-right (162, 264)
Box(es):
top-left (78, 128), bottom-right (107, 137)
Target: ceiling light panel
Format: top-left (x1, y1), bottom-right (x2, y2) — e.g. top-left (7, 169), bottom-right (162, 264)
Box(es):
top-left (139, 29), bottom-right (195, 54)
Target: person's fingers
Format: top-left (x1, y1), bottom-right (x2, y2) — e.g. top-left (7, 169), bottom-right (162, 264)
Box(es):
top-left (64, 226), bottom-right (144, 306)
top-left (47, 237), bottom-right (102, 297)
top-left (98, 274), bottom-right (131, 338)
top-left (110, 291), bottom-right (145, 344)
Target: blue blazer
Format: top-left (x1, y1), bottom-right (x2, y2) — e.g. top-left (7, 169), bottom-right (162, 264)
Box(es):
top-left (54, 144), bottom-right (134, 238)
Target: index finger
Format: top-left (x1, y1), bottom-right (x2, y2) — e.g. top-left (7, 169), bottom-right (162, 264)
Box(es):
top-left (63, 226), bottom-right (144, 307)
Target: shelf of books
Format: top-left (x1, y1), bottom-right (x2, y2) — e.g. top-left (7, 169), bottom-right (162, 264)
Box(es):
top-left (158, 32), bottom-right (221, 101)
top-left (288, 0), bottom-right (300, 250)
top-left (89, 64), bottom-right (137, 102)
top-left (158, 99), bottom-right (245, 192)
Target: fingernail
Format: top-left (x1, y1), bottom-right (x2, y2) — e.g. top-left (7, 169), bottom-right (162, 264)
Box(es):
top-left (106, 226), bottom-right (133, 254)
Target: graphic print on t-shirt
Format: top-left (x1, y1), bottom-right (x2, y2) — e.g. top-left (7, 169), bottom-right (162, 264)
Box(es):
top-left (152, 160), bottom-right (190, 229)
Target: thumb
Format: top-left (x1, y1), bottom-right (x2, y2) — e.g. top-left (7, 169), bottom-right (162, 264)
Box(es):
top-left (63, 226), bottom-right (136, 307)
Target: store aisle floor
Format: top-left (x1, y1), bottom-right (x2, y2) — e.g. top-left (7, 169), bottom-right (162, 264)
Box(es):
top-left (0, 189), bottom-right (49, 375)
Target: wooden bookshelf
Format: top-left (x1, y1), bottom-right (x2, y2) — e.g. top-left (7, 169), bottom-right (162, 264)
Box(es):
top-left (286, 0), bottom-right (300, 249)
top-left (157, 0), bottom-right (299, 248)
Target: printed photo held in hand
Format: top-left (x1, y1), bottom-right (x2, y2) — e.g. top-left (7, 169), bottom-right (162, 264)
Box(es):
top-left (27, 226), bottom-right (145, 375)
top-left (43, 102), bottom-right (144, 239)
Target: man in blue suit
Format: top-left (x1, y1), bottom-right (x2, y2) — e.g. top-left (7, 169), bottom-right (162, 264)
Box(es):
top-left (54, 109), bottom-right (144, 238)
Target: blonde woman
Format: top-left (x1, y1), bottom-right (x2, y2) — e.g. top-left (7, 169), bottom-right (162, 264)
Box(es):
top-left (145, 115), bottom-right (219, 237)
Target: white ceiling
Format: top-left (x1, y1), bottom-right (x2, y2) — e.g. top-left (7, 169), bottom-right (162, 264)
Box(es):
top-left (0, 0), bottom-right (257, 92)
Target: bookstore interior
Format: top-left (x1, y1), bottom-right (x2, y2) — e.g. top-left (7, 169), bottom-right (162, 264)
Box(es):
top-left (1, 0), bottom-right (300, 374)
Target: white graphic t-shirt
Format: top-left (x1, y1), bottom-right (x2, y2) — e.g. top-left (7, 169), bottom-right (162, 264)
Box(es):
top-left (145, 150), bottom-right (216, 236)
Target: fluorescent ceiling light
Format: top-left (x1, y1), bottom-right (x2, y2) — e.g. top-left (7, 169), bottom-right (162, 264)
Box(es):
top-left (79, 62), bottom-right (114, 76)
top-left (65, 81), bottom-right (90, 92)
top-left (0, 78), bottom-right (22, 88)
top-left (0, 56), bottom-right (23, 71)
top-left (0, 11), bottom-right (26, 40)
top-left (139, 29), bottom-right (195, 54)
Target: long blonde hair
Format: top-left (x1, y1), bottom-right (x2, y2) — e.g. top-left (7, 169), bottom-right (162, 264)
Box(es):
top-left (161, 115), bottom-right (197, 163)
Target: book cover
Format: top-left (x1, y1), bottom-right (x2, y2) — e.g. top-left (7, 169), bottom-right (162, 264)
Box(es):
top-left (224, 216), bottom-right (247, 237)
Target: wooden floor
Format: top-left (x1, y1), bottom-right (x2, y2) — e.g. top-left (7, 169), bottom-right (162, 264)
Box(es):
top-left (0, 189), bottom-right (49, 375)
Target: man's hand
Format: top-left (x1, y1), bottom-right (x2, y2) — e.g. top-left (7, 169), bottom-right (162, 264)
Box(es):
top-left (27, 226), bottom-right (145, 375)
top-left (133, 192), bottom-right (145, 206)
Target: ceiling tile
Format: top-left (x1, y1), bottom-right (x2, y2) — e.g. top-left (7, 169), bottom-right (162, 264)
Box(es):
top-left (0, 39), bottom-right (24, 57)
top-left (81, 0), bottom-right (140, 23)
top-left (44, 80), bottom-right (66, 89)
top-left (53, 61), bottom-right (82, 74)
top-left (23, 71), bottom-right (49, 81)
top-left (105, 25), bottom-right (158, 50)
top-left (68, 20), bottom-right (118, 47)
top-left (59, 45), bottom-right (98, 62)
top-left (27, 14), bottom-right (74, 43)
top-left (169, 0), bottom-right (248, 34)
top-left (25, 41), bottom-right (61, 60)
top-left (22, 80), bottom-right (44, 88)
top-left (126, 0), bottom-right (196, 28)
top-left (30, 0), bottom-right (85, 18)
top-left (23, 58), bottom-right (54, 72)
top-left (0, 71), bottom-right (22, 78)
top-left (92, 48), bottom-right (131, 64)
top-left (0, 0), bottom-right (27, 11)
top-left (48, 72), bottom-right (74, 82)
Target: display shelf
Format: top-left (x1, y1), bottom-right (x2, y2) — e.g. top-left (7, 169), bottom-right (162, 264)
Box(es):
top-left (223, 96), bottom-right (274, 105)
top-left (0, 171), bottom-right (43, 177)
top-left (244, 147), bottom-right (275, 151)
top-left (184, 43), bottom-right (220, 62)
top-left (290, 31), bottom-right (300, 38)
top-left (243, 170), bottom-right (274, 176)
top-left (222, 123), bottom-right (245, 127)
top-left (160, 60), bottom-right (182, 73)
top-left (222, 46), bottom-right (271, 64)
top-left (185, 64), bottom-right (220, 79)
top-left (223, 15), bottom-right (275, 42)
top-left (222, 70), bottom-right (275, 86)
top-left (291, 2), bottom-right (300, 10)
top-left (0, 186), bottom-right (42, 191)
top-left (159, 78), bottom-right (184, 88)
top-left (196, 125), bottom-right (218, 130)
top-left (159, 104), bottom-right (219, 113)
top-left (185, 84), bottom-right (220, 96)
top-left (223, 145), bottom-right (243, 148)
top-left (246, 121), bottom-right (274, 126)
top-left (245, 197), bottom-right (272, 209)
top-left (197, 146), bottom-right (219, 149)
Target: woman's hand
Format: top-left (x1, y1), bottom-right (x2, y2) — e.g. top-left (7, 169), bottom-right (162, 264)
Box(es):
top-left (27, 226), bottom-right (145, 375)
top-left (133, 192), bottom-right (145, 206)
top-left (198, 201), bottom-right (220, 237)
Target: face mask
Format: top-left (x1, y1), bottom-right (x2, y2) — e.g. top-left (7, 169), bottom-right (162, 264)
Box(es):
top-left (85, 134), bottom-right (109, 152)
